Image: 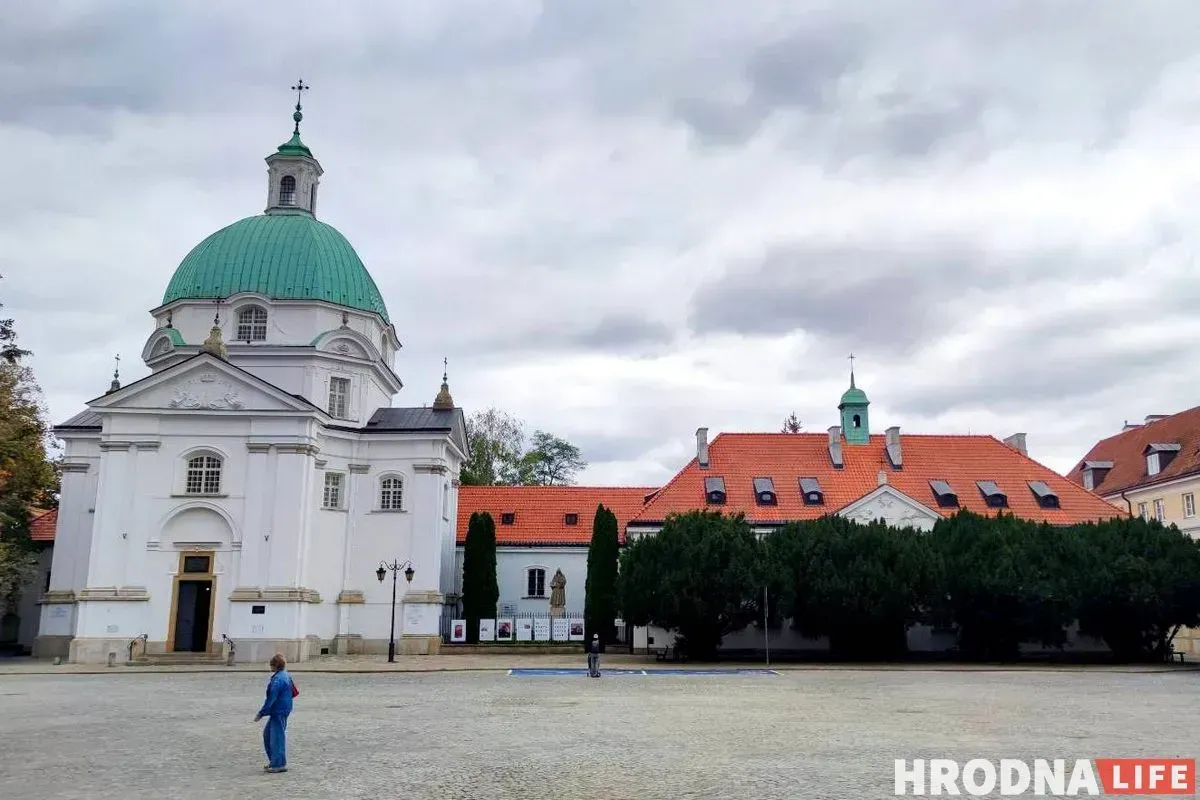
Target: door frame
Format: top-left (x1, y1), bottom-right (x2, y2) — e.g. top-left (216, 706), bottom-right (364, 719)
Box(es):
top-left (166, 551), bottom-right (217, 653)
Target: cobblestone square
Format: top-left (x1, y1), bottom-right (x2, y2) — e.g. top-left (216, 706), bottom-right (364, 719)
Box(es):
top-left (0, 667), bottom-right (1195, 799)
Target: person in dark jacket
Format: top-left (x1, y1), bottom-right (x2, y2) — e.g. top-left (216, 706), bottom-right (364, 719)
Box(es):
top-left (254, 653), bottom-right (295, 773)
top-left (587, 634), bottom-right (601, 677)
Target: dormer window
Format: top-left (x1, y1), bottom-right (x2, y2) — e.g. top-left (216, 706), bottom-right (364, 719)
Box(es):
top-left (564, 513), bottom-right (578, 526)
top-left (279, 175), bottom-right (296, 206)
top-left (929, 479), bottom-right (958, 508)
top-left (753, 477), bottom-right (777, 506)
top-left (1144, 443), bottom-right (1180, 476)
top-left (1080, 460), bottom-right (1113, 491)
top-left (501, 512), bottom-right (515, 525)
top-left (1028, 481), bottom-right (1060, 509)
top-left (236, 305), bottom-right (268, 341)
top-left (704, 476), bottom-right (726, 505)
top-left (977, 480), bottom-right (1007, 508)
top-left (799, 477), bottom-right (824, 505)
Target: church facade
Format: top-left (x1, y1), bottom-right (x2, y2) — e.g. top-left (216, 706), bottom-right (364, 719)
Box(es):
top-left (38, 102), bottom-right (466, 664)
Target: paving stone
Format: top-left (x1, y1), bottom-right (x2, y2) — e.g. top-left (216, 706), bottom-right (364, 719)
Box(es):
top-left (0, 668), bottom-right (1195, 799)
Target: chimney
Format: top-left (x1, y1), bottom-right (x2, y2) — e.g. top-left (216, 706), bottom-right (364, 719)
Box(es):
top-left (1122, 420), bottom-right (1143, 432)
top-left (827, 425), bottom-right (844, 469)
top-left (1144, 414), bottom-right (1168, 426)
top-left (1002, 432), bottom-right (1027, 456)
top-left (696, 427), bottom-right (709, 468)
top-left (877, 470), bottom-right (888, 486)
top-left (885, 425), bottom-right (902, 468)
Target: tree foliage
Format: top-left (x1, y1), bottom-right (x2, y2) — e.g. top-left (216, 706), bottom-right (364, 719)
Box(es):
top-left (616, 507), bottom-right (1200, 662)
top-left (460, 511), bottom-right (499, 643)
top-left (618, 510), bottom-right (763, 659)
top-left (769, 516), bottom-right (937, 658)
top-left (0, 275), bottom-right (58, 545)
top-left (584, 504), bottom-right (620, 649)
top-left (0, 541), bottom-right (38, 616)
top-left (1073, 517), bottom-right (1200, 661)
top-left (780, 412), bottom-right (803, 433)
top-left (459, 407), bottom-right (586, 486)
top-left (518, 431), bottom-right (587, 486)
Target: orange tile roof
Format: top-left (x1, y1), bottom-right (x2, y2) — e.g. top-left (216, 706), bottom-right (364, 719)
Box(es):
top-left (457, 485), bottom-right (657, 546)
top-left (29, 508), bottom-right (57, 542)
top-left (631, 433), bottom-right (1125, 526)
top-left (1067, 406), bottom-right (1200, 496)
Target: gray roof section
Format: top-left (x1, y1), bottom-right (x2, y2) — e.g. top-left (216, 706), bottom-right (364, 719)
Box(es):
top-left (1028, 480), bottom-right (1058, 500)
top-left (57, 409), bottom-right (102, 429)
top-left (1082, 460), bottom-right (1114, 470)
top-left (976, 480), bottom-right (1006, 498)
top-left (1145, 442), bottom-right (1182, 454)
top-left (703, 476), bottom-right (726, 495)
top-left (753, 477), bottom-right (775, 495)
top-left (799, 477), bottom-right (822, 495)
top-left (929, 479), bottom-right (956, 498)
top-left (361, 406), bottom-right (469, 455)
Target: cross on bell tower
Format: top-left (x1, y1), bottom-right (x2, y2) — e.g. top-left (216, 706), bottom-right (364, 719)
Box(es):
top-left (266, 80), bottom-right (323, 216)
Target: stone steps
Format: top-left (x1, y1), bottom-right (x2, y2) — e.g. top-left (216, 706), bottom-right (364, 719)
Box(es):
top-left (129, 652), bottom-right (229, 667)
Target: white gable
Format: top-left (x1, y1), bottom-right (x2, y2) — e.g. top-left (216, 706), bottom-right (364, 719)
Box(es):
top-left (90, 355), bottom-right (315, 414)
top-left (836, 485), bottom-right (941, 531)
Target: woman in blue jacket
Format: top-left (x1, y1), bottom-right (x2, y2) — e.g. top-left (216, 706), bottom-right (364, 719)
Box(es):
top-left (254, 653), bottom-right (295, 773)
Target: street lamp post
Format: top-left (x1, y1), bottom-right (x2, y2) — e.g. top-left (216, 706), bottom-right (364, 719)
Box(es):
top-left (376, 560), bottom-right (415, 663)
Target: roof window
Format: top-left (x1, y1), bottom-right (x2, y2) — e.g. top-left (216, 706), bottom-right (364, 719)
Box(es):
top-left (753, 477), bottom-right (777, 506)
top-left (799, 477), bottom-right (824, 505)
top-left (929, 479), bottom-right (958, 508)
top-left (1028, 481), bottom-right (1060, 509)
top-left (564, 513), bottom-right (579, 526)
top-left (704, 476), bottom-right (727, 505)
top-left (500, 512), bottom-right (515, 525)
top-left (976, 481), bottom-right (1007, 508)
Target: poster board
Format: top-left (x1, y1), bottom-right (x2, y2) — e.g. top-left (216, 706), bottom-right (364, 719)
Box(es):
top-left (478, 619), bottom-right (496, 642)
top-left (533, 618), bottom-right (551, 641)
top-left (516, 618), bottom-right (534, 642)
top-left (450, 619), bottom-right (467, 643)
top-left (496, 618), bottom-right (514, 641)
top-left (568, 618), bottom-right (585, 641)
top-left (551, 618), bottom-right (569, 641)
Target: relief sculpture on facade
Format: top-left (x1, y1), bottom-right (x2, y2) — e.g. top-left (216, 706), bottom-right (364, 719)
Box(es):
top-left (165, 376), bottom-right (245, 410)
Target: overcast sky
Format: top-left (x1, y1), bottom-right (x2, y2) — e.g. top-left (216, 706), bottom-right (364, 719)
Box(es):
top-left (3, 1), bottom-right (1199, 486)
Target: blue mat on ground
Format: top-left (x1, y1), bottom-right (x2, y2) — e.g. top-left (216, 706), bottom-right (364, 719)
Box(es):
top-left (508, 667), bottom-right (778, 677)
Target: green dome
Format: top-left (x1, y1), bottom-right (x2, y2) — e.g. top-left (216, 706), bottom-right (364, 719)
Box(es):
top-left (839, 384), bottom-right (869, 406)
top-left (162, 212), bottom-right (389, 322)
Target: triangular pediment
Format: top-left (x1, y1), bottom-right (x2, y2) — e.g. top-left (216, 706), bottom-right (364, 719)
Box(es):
top-left (89, 354), bottom-right (317, 414)
top-left (836, 484), bottom-right (941, 530)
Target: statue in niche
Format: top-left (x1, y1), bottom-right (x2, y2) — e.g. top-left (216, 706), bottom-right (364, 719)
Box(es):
top-left (549, 569), bottom-right (567, 617)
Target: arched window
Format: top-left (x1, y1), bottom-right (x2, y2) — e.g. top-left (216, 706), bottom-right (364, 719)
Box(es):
top-left (279, 175), bottom-right (296, 206)
top-left (151, 337), bottom-right (172, 356)
top-left (236, 305), bottom-right (268, 341)
top-left (852, 414), bottom-right (862, 429)
top-left (379, 476), bottom-right (403, 510)
top-left (185, 454), bottom-right (222, 495)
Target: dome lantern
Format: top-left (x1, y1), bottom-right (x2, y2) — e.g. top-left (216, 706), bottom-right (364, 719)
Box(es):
top-left (265, 79), bottom-right (322, 216)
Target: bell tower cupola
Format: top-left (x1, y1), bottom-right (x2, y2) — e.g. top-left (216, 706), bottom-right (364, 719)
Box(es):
top-left (265, 79), bottom-right (323, 216)
top-left (838, 353), bottom-right (870, 445)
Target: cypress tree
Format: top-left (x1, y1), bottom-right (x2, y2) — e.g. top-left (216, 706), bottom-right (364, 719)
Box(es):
top-left (585, 504), bottom-right (620, 650)
top-left (461, 511), bottom-right (499, 644)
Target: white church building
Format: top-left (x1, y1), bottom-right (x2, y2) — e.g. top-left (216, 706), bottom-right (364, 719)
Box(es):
top-left (37, 98), bottom-right (467, 664)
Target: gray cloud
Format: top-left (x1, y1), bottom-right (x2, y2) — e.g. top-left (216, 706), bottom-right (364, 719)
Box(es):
top-left (5, 0), bottom-right (1200, 485)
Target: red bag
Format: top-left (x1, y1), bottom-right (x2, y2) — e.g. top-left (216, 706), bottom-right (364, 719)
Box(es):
top-left (291, 681), bottom-right (300, 698)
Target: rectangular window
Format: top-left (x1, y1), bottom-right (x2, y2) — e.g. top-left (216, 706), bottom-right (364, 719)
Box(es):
top-left (527, 568), bottom-right (546, 598)
top-left (182, 555), bottom-right (211, 574)
top-left (1147, 453), bottom-right (1161, 476)
top-left (323, 472), bottom-right (343, 509)
top-left (1154, 498), bottom-right (1165, 521)
top-left (328, 377), bottom-right (350, 418)
top-left (1082, 471), bottom-right (1094, 491)
top-left (1185, 493), bottom-right (1196, 519)
top-left (379, 477), bottom-right (403, 510)
top-left (1138, 502), bottom-right (1148, 519)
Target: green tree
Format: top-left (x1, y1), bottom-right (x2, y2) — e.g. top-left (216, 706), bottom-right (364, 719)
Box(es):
top-left (618, 510), bottom-right (762, 659)
top-left (1074, 517), bottom-right (1200, 661)
top-left (460, 511), bottom-right (499, 643)
top-left (459, 408), bottom-right (525, 486)
top-left (931, 511), bottom-right (1079, 660)
top-left (518, 431), bottom-right (587, 486)
top-left (768, 516), bottom-right (936, 658)
top-left (584, 504), bottom-right (619, 649)
top-left (0, 274), bottom-right (31, 366)
top-left (780, 412), bottom-right (802, 433)
top-left (0, 541), bottom-right (38, 617)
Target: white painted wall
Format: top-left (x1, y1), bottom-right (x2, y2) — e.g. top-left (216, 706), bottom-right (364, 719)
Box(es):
top-left (453, 546), bottom-right (590, 617)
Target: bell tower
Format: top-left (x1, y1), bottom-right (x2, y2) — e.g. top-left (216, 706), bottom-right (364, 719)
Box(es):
top-left (265, 79), bottom-right (323, 216)
top-left (838, 354), bottom-right (871, 445)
